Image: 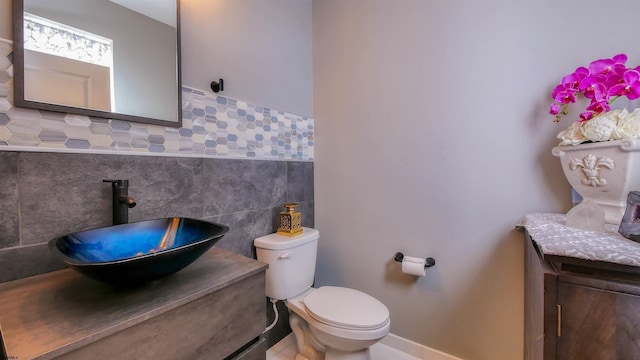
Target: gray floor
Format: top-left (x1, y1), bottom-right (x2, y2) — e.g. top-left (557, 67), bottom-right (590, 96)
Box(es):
top-left (266, 334), bottom-right (421, 360)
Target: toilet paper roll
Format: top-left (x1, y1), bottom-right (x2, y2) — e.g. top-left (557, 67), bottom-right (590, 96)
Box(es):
top-left (402, 256), bottom-right (427, 277)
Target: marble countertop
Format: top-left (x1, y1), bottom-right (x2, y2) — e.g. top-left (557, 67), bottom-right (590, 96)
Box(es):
top-left (520, 213), bottom-right (640, 270)
top-left (0, 247), bottom-right (267, 360)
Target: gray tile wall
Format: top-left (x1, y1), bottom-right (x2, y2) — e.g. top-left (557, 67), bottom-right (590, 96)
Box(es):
top-left (0, 40), bottom-right (314, 161)
top-left (0, 151), bottom-right (314, 283)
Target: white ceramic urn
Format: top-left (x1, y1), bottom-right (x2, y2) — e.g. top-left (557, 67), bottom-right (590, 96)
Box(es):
top-left (553, 139), bottom-right (640, 224)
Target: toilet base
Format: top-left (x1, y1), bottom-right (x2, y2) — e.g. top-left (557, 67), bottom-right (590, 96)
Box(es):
top-left (290, 312), bottom-right (324, 360)
top-left (325, 347), bottom-right (371, 360)
top-left (289, 311), bottom-right (376, 360)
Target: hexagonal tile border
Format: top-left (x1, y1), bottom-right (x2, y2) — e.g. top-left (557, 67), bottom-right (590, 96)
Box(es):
top-left (0, 39), bottom-right (313, 161)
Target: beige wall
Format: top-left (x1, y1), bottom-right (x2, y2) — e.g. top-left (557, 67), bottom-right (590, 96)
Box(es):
top-left (312, 0), bottom-right (640, 359)
top-left (181, 0), bottom-right (312, 116)
top-left (0, 0), bottom-right (11, 40)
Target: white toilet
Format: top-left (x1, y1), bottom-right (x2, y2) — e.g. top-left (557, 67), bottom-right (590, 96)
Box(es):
top-left (254, 228), bottom-right (390, 360)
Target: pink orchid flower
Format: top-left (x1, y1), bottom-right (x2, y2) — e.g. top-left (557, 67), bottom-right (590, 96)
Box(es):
top-left (549, 53), bottom-right (639, 123)
top-left (552, 84), bottom-right (577, 104)
top-left (609, 69), bottom-right (640, 100)
top-left (579, 111), bottom-right (595, 122)
top-left (580, 75), bottom-right (608, 102)
top-left (560, 67), bottom-right (589, 89)
top-left (588, 54), bottom-right (627, 75)
top-left (586, 100), bottom-right (611, 114)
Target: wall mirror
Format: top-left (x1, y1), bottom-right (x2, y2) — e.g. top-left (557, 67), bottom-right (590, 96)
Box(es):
top-left (12, 0), bottom-right (182, 127)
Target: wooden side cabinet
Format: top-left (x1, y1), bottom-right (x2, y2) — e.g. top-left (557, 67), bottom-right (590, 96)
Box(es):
top-left (525, 230), bottom-right (640, 360)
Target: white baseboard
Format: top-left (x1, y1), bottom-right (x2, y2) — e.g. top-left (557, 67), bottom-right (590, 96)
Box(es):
top-left (380, 333), bottom-right (464, 360)
top-left (269, 332), bottom-right (463, 360)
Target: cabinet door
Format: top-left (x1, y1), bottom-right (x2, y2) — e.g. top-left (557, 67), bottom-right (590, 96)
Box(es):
top-left (524, 236), bottom-right (558, 360)
top-left (557, 283), bottom-right (640, 360)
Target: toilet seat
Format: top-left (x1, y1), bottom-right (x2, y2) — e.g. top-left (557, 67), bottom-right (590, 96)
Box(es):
top-left (287, 287), bottom-right (391, 342)
top-left (303, 286), bottom-right (390, 330)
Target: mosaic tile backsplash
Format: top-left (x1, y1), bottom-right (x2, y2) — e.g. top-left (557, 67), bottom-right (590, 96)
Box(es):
top-left (0, 39), bottom-right (314, 161)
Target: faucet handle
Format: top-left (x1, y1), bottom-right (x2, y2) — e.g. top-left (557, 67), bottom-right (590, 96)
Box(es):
top-left (103, 179), bottom-right (129, 187)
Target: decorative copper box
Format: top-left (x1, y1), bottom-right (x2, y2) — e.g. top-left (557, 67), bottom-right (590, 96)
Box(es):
top-left (277, 203), bottom-right (303, 237)
top-left (619, 191), bottom-right (640, 242)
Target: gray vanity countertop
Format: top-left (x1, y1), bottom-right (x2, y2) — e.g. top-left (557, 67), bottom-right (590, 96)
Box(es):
top-left (0, 247), bottom-right (267, 360)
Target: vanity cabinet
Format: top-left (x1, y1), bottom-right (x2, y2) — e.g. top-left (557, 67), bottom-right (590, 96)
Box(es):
top-left (524, 229), bottom-right (640, 360)
top-left (0, 247), bottom-right (267, 360)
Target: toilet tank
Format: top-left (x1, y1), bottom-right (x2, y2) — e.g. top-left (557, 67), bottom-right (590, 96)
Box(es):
top-left (254, 228), bottom-right (319, 300)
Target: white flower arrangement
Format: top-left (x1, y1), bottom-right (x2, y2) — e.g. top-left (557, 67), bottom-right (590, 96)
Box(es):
top-left (557, 108), bottom-right (640, 145)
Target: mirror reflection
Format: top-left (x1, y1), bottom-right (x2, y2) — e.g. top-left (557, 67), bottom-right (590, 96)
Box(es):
top-left (14, 0), bottom-right (181, 127)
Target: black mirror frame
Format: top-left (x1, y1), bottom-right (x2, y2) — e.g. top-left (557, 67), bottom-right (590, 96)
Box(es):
top-left (11, 0), bottom-right (182, 128)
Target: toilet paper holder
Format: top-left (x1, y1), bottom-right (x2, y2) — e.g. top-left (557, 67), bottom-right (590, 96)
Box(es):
top-left (394, 252), bottom-right (436, 268)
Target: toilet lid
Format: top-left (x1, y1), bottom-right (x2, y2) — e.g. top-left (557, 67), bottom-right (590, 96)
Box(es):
top-left (303, 286), bottom-right (389, 330)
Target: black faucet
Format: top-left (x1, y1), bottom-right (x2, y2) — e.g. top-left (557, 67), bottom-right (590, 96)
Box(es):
top-left (103, 179), bottom-right (137, 225)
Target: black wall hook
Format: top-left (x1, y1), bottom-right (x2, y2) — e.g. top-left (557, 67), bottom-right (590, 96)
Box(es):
top-left (211, 79), bottom-right (224, 93)
top-left (394, 252), bottom-right (436, 268)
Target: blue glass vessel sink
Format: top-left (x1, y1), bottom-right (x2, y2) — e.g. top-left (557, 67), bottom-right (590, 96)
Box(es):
top-left (49, 217), bottom-right (229, 286)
